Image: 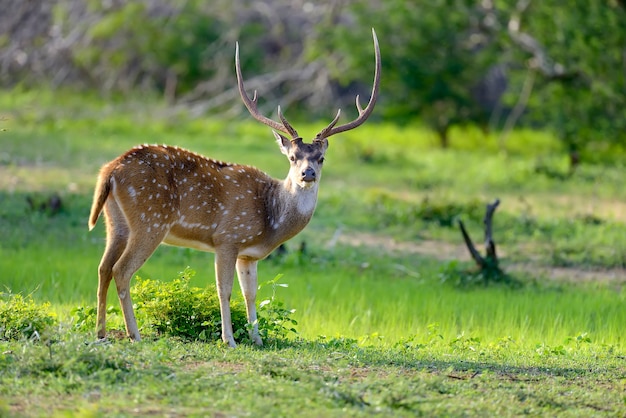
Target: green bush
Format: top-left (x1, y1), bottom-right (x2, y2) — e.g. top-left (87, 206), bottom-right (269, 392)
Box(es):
top-left (0, 293), bottom-right (57, 341)
top-left (132, 267), bottom-right (248, 342)
top-left (70, 268), bottom-right (300, 344)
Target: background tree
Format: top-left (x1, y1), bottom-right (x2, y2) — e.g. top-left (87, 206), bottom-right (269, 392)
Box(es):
top-left (319, 0), bottom-right (626, 158)
top-left (314, 0), bottom-right (505, 148)
top-left (505, 0), bottom-right (626, 163)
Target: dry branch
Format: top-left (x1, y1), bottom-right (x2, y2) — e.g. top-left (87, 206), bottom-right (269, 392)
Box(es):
top-left (483, 199), bottom-right (500, 260)
top-left (458, 199), bottom-right (501, 271)
top-left (459, 219), bottom-right (485, 267)
top-left (178, 62), bottom-right (323, 118)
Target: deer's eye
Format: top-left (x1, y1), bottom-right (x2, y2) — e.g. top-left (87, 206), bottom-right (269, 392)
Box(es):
top-left (318, 157), bottom-right (325, 164)
top-left (289, 156), bottom-right (296, 162)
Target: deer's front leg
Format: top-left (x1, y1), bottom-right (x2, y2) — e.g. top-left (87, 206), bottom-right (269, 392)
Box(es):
top-left (215, 249), bottom-right (238, 348)
top-left (236, 258), bottom-right (263, 346)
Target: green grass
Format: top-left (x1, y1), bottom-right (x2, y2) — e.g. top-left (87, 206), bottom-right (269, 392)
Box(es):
top-left (1, 335), bottom-right (623, 417)
top-left (1, 89), bottom-right (626, 416)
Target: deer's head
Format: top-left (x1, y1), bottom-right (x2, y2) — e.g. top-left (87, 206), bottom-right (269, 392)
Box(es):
top-left (235, 28), bottom-right (381, 190)
top-left (274, 130), bottom-right (328, 190)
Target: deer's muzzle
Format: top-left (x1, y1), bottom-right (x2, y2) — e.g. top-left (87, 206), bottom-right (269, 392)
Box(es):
top-left (301, 167), bottom-right (316, 182)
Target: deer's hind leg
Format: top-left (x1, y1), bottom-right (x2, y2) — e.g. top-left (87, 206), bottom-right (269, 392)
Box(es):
top-left (96, 199), bottom-right (129, 339)
top-left (110, 221), bottom-right (168, 342)
top-left (100, 189), bottom-right (169, 342)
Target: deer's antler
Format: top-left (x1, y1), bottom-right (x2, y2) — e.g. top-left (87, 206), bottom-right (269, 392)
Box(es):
top-left (315, 28), bottom-right (381, 141)
top-left (235, 43), bottom-right (300, 140)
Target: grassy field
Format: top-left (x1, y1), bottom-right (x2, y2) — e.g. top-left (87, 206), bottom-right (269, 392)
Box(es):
top-left (1, 90), bottom-right (626, 416)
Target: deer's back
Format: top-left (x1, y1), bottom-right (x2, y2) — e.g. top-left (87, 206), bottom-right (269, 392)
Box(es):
top-left (103, 144), bottom-right (284, 258)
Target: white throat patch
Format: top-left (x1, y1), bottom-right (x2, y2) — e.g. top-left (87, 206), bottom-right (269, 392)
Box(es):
top-left (296, 186), bottom-right (318, 215)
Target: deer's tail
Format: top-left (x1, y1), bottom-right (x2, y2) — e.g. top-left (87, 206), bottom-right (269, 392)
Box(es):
top-left (88, 171), bottom-right (112, 231)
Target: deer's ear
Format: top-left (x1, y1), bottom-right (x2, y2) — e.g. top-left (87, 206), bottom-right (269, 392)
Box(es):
top-left (273, 131), bottom-right (292, 155)
top-left (317, 138), bottom-right (329, 153)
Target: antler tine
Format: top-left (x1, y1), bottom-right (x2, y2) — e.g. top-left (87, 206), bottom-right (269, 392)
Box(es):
top-left (316, 28), bottom-right (381, 140)
top-left (315, 109), bottom-right (341, 141)
top-left (355, 95), bottom-right (364, 113)
top-left (278, 105), bottom-right (300, 140)
top-left (235, 42), bottom-right (290, 135)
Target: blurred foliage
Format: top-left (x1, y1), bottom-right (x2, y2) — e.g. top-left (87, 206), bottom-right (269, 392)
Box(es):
top-left (517, 1), bottom-right (626, 157)
top-left (314, 0), bottom-right (501, 147)
top-left (316, 0), bottom-right (626, 155)
top-left (1, 0), bottom-right (625, 159)
top-left (75, 1), bottom-right (221, 92)
top-left (52, 0), bottom-right (266, 96)
top-left (366, 191), bottom-right (484, 228)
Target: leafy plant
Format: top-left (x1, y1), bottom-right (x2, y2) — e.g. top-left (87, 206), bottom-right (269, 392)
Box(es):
top-left (131, 267), bottom-right (247, 342)
top-left (449, 332), bottom-right (481, 353)
top-left (565, 332), bottom-right (592, 349)
top-left (71, 305), bottom-right (123, 333)
top-left (256, 274), bottom-right (299, 342)
top-left (535, 343), bottom-right (567, 357)
top-left (0, 293), bottom-right (57, 341)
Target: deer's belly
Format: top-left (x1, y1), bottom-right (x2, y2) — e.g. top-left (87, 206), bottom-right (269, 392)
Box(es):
top-left (237, 244), bottom-right (272, 260)
top-left (163, 232), bottom-right (215, 253)
top-left (163, 227), bottom-right (278, 260)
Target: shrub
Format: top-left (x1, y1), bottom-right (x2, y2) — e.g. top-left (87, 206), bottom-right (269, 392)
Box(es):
top-left (70, 268), bottom-right (299, 344)
top-left (131, 267), bottom-right (248, 342)
top-left (0, 293), bottom-right (57, 341)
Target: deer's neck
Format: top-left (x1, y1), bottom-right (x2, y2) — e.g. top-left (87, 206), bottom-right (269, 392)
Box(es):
top-left (264, 177), bottom-right (319, 239)
top-left (283, 177), bottom-right (319, 216)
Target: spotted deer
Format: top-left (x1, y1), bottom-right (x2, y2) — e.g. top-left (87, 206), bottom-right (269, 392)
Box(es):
top-left (88, 29), bottom-right (381, 347)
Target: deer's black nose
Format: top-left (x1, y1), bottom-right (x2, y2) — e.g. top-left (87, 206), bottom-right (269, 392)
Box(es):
top-left (302, 167), bottom-right (316, 182)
